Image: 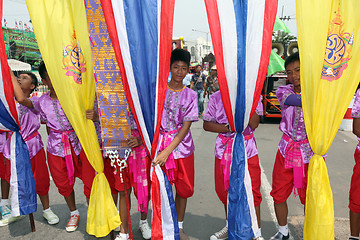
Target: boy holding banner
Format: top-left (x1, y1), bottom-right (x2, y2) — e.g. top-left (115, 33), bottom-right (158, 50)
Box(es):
top-left (152, 49), bottom-right (198, 240)
top-left (270, 52), bottom-right (312, 240)
top-left (203, 91), bottom-right (264, 240)
top-left (36, 62), bottom-right (95, 232)
top-left (349, 87), bottom-right (360, 240)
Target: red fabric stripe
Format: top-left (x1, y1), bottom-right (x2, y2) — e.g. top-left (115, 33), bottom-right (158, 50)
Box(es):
top-left (250, 0), bottom-right (278, 117)
top-left (204, 0), bottom-right (235, 131)
top-left (151, 170), bottom-right (163, 239)
top-left (0, 0), bottom-right (19, 127)
top-left (150, 0), bottom-right (176, 158)
top-left (100, 0), bottom-right (150, 156)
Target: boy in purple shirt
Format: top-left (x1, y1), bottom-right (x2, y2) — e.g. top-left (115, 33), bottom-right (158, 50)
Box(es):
top-left (152, 49), bottom-right (198, 240)
top-left (349, 88), bottom-right (360, 240)
top-left (21, 62), bottom-right (95, 232)
top-left (203, 91), bottom-right (264, 240)
top-left (269, 52), bottom-right (314, 240)
top-left (1, 71), bottom-right (59, 227)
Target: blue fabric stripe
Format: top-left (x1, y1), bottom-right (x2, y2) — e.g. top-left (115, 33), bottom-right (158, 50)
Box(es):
top-left (162, 170), bottom-right (180, 240)
top-left (233, 0), bottom-right (247, 132)
top-left (0, 100), bottom-right (19, 131)
top-left (14, 132), bottom-right (37, 215)
top-left (228, 134), bottom-right (254, 239)
top-left (123, 0), bottom-right (158, 143)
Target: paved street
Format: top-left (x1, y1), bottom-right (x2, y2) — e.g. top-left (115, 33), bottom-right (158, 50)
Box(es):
top-left (0, 116), bottom-right (357, 239)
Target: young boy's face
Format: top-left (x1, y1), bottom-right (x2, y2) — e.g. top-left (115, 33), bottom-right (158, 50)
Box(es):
top-left (41, 72), bottom-right (54, 91)
top-left (286, 60), bottom-right (300, 88)
top-left (170, 61), bottom-right (189, 84)
top-left (18, 73), bottom-right (35, 92)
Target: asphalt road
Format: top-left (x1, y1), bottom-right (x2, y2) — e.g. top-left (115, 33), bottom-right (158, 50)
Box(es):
top-left (0, 116), bottom-right (357, 240)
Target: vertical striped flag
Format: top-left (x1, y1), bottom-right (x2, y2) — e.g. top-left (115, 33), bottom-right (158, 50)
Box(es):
top-left (100, 0), bottom-right (178, 238)
top-left (0, 0), bottom-right (36, 217)
top-left (205, 0), bottom-right (277, 239)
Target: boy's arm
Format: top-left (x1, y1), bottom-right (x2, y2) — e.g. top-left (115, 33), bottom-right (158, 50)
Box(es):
top-left (203, 121), bottom-right (230, 133)
top-left (248, 112), bottom-right (260, 130)
top-left (152, 121), bottom-right (192, 166)
top-left (353, 118), bottom-right (360, 138)
top-left (10, 70), bottom-right (33, 109)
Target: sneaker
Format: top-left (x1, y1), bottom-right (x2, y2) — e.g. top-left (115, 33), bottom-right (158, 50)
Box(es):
top-left (43, 209), bottom-right (59, 225)
top-left (115, 233), bottom-right (129, 240)
top-left (0, 215), bottom-right (25, 227)
top-left (0, 205), bottom-right (11, 219)
top-left (65, 214), bottom-right (79, 232)
top-left (253, 237), bottom-right (265, 240)
top-left (210, 226), bottom-right (228, 240)
top-left (269, 231), bottom-right (289, 240)
top-left (139, 221), bottom-right (151, 239)
top-left (179, 228), bottom-right (190, 240)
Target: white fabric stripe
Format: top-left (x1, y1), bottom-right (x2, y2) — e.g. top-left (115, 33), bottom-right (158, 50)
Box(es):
top-left (216, 0), bottom-right (237, 118)
top-left (9, 133), bottom-right (20, 216)
top-left (155, 166), bottom-right (175, 240)
top-left (0, 64), bottom-right (18, 125)
top-left (154, 0), bottom-right (161, 136)
top-left (244, 0), bottom-right (266, 126)
top-left (243, 143), bottom-right (260, 235)
top-left (111, 0), bottom-right (152, 151)
top-left (0, 123), bottom-right (8, 131)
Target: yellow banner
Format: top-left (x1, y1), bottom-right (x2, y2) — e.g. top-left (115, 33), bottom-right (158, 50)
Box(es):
top-left (26, 0), bottom-right (120, 237)
top-left (296, 0), bottom-right (360, 238)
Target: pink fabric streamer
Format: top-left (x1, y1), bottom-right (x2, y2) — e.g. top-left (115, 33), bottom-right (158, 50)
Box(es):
top-left (52, 128), bottom-right (75, 186)
top-left (159, 128), bottom-right (180, 183)
top-left (218, 134), bottom-right (234, 192)
top-left (283, 134), bottom-right (307, 197)
top-left (128, 129), bottom-right (149, 213)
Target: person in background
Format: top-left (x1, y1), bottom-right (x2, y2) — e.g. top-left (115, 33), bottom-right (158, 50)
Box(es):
top-left (205, 65), bottom-right (219, 99)
top-left (190, 64), bottom-right (206, 118)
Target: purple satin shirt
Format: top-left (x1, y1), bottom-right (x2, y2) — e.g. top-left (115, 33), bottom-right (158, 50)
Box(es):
top-left (203, 90), bottom-right (263, 159)
top-left (3, 97), bottom-right (44, 159)
top-left (276, 84), bottom-right (313, 163)
top-left (351, 89), bottom-right (360, 150)
top-left (158, 86), bottom-right (198, 159)
top-left (39, 93), bottom-right (82, 157)
top-left (0, 132), bottom-right (6, 153)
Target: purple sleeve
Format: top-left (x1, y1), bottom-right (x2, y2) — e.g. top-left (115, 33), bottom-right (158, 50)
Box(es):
top-left (255, 98), bottom-right (263, 116)
top-left (29, 96), bottom-right (40, 115)
top-left (203, 94), bottom-right (217, 121)
top-left (38, 97), bottom-right (47, 124)
top-left (183, 92), bottom-right (198, 122)
top-left (352, 89), bottom-right (360, 118)
top-left (276, 85), bottom-right (293, 109)
top-left (284, 94), bottom-right (302, 106)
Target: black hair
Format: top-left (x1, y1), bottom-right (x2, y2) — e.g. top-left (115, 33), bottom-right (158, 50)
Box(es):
top-left (170, 49), bottom-right (191, 67)
top-left (284, 52), bottom-right (300, 69)
top-left (19, 71), bottom-right (38, 93)
top-left (38, 61), bottom-right (47, 80)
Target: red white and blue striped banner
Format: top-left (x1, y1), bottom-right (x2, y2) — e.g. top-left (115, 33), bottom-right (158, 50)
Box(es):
top-left (205, 0), bottom-right (277, 239)
top-left (100, 0), bottom-right (178, 238)
top-left (0, 0), bottom-right (36, 217)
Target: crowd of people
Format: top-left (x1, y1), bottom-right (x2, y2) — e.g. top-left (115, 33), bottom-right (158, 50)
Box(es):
top-left (0, 50), bottom-right (359, 240)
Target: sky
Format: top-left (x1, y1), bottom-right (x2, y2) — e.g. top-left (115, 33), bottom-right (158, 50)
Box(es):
top-left (2, 0), bottom-right (297, 40)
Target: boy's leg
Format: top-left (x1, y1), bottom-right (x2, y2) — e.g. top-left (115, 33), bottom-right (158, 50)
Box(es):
top-left (349, 149), bottom-right (360, 237)
top-left (270, 150), bottom-right (294, 239)
top-left (78, 149), bottom-right (95, 200)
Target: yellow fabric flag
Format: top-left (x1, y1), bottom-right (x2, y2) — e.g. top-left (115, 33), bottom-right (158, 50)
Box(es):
top-left (296, 0), bottom-right (360, 238)
top-left (26, 0), bottom-right (120, 237)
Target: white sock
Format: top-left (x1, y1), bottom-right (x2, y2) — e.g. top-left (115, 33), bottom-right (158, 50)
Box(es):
top-left (70, 209), bottom-right (79, 216)
top-left (43, 207), bottom-right (51, 213)
top-left (140, 219), bottom-right (148, 225)
top-left (0, 199), bottom-right (9, 206)
top-left (278, 224), bottom-right (289, 236)
top-left (225, 220), bottom-right (228, 228)
top-left (254, 228), bottom-right (262, 238)
top-left (119, 233), bottom-right (129, 240)
top-left (178, 221), bottom-right (183, 229)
